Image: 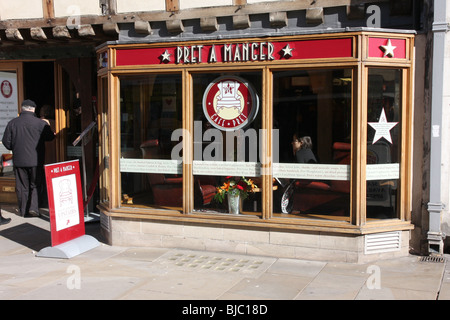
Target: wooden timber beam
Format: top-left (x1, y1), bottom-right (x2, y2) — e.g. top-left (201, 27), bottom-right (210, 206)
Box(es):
top-left (234, 0), bottom-right (247, 6)
top-left (30, 27), bottom-right (47, 41)
top-left (232, 15), bottom-right (250, 29)
top-left (77, 24), bottom-right (95, 37)
top-left (269, 11), bottom-right (288, 28)
top-left (166, 0), bottom-right (179, 13)
top-left (0, 0), bottom-right (390, 30)
top-left (134, 20), bottom-right (152, 35)
top-left (5, 28), bottom-right (23, 41)
top-left (42, 0), bottom-right (55, 20)
top-left (200, 17), bottom-right (219, 31)
top-left (306, 7), bottom-right (324, 24)
top-left (52, 26), bottom-right (71, 39)
top-left (166, 19), bottom-right (184, 33)
top-left (103, 22), bottom-right (119, 35)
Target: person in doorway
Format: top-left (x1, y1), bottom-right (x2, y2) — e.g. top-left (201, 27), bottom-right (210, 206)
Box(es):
top-left (2, 99), bottom-right (55, 217)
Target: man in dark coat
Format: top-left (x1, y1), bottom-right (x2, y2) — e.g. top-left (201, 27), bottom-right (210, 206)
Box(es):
top-left (2, 99), bottom-right (55, 217)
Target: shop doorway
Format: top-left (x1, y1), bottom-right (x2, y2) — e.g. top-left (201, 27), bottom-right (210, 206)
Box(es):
top-left (22, 61), bottom-right (56, 207)
top-left (0, 59), bottom-right (98, 209)
top-left (56, 58), bottom-right (99, 214)
top-left (23, 61), bottom-right (57, 165)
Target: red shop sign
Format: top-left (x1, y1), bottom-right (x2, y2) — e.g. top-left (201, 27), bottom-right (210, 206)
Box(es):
top-left (116, 38), bottom-right (353, 66)
top-left (44, 160), bottom-right (85, 247)
top-left (368, 37), bottom-right (406, 59)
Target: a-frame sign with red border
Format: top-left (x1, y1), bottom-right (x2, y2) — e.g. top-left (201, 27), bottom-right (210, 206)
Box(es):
top-left (44, 160), bottom-right (85, 247)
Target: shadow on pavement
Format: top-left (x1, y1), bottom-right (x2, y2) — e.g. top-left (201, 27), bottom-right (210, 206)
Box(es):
top-left (0, 222), bottom-right (50, 252)
top-left (0, 219), bottom-right (104, 252)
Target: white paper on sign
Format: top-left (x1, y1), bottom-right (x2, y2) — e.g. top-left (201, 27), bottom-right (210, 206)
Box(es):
top-left (51, 173), bottom-right (80, 231)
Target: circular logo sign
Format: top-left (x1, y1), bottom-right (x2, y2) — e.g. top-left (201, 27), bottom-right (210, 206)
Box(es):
top-left (202, 76), bottom-right (259, 131)
top-left (1, 80), bottom-right (12, 99)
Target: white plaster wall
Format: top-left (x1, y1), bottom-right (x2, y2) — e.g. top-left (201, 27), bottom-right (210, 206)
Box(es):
top-left (179, 0), bottom-right (232, 10)
top-left (116, 0), bottom-right (165, 13)
top-left (54, 0), bottom-right (101, 17)
top-left (179, 0), bottom-right (292, 8)
top-left (0, 0), bottom-right (43, 20)
top-left (448, 2), bottom-right (450, 23)
top-left (247, 0), bottom-right (292, 3)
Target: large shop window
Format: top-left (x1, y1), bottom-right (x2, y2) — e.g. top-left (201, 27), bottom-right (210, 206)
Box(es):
top-left (119, 74), bottom-right (183, 209)
top-left (192, 72), bottom-right (263, 217)
top-left (272, 69), bottom-right (352, 221)
top-left (98, 32), bottom-right (415, 233)
top-left (366, 68), bottom-right (402, 220)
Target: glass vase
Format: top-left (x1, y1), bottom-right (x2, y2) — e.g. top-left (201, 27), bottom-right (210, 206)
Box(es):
top-left (227, 193), bottom-right (241, 215)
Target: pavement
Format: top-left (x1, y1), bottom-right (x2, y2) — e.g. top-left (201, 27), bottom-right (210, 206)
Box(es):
top-left (0, 204), bottom-right (449, 303)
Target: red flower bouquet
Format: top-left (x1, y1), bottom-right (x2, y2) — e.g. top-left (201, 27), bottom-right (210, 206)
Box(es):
top-left (214, 176), bottom-right (257, 203)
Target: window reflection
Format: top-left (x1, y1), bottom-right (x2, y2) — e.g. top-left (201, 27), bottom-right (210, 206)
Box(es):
top-left (192, 72), bottom-right (263, 216)
top-left (119, 74), bottom-right (183, 209)
top-left (272, 69), bottom-right (352, 221)
top-left (366, 69), bottom-right (402, 220)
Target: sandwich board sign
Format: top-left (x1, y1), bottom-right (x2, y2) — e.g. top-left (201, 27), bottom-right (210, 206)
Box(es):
top-left (37, 160), bottom-right (99, 259)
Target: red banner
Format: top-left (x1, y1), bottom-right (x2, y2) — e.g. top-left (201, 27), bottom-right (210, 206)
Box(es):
top-left (44, 160), bottom-right (85, 247)
top-left (116, 38), bottom-right (353, 66)
top-left (368, 37), bottom-right (406, 59)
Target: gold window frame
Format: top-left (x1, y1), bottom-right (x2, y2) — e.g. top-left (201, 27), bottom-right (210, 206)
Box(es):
top-left (96, 31), bottom-right (415, 235)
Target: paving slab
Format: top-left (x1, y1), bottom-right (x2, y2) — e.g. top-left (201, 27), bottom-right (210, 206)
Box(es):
top-left (0, 205), bottom-right (449, 302)
top-left (356, 285), bottom-right (438, 300)
top-left (295, 271), bottom-right (368, 300)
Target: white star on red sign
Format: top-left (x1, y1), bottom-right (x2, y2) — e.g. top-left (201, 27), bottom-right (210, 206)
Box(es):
top-left (380, 39), bottom-right (396, 58)
top-left (368, 108), bottom-right (398, 144)
top-left (161, 50), bottom-right (171, 62)
top-left (281, 44), bottom-right (294, 58)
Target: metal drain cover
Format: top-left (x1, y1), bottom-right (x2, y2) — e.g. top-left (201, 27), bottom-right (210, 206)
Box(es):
top-left (154, 249), bottom-right (275, 277)
top-left (419, 256), bottom-right (445, 263)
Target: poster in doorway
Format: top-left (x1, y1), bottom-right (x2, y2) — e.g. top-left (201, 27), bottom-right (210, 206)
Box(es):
top-left (0, 71), bottom-right (18, 154)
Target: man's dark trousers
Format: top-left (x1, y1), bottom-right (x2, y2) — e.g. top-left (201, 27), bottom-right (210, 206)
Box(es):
top-left (14, 166), bottom-right (41, 217)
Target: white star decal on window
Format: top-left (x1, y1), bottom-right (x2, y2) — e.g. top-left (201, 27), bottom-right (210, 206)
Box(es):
top-left (368, 108), bottom-right (398, 144)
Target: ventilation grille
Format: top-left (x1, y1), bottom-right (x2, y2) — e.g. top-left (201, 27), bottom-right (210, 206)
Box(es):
top-left (365, 231), bottom-right (401, 254)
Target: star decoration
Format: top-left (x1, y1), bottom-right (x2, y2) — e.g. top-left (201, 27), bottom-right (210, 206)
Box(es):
top-left (380, 39), bottom-right (396, 58)
top-left (368, 108), bottom-right (398, 144)
top-left (281, 44), bottom-right (294, 58)
top-left (161, 50), bottom-right (171, 62)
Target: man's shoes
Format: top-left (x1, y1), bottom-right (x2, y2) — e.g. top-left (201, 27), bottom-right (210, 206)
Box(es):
top-left (25, 210), bottom-right (40, 218)
top-left (0, 216), bottom-right (11, 225)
